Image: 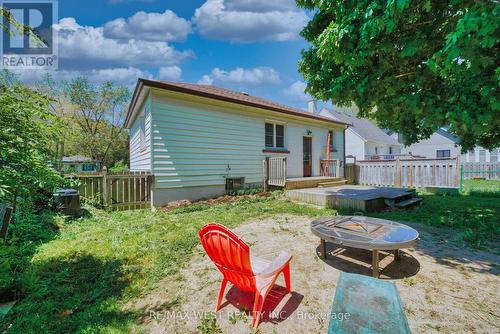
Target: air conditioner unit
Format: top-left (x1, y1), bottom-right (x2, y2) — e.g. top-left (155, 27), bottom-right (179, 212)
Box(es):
top-left (225, 177), bottom-right (245, 192)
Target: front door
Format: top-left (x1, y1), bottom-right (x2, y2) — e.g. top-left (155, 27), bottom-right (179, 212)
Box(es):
top-left (303, 136), bottom-right (312, 177)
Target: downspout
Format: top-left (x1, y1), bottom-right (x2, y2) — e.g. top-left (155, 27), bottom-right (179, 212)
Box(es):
top-left (343, 126), bottom-right (347, 178)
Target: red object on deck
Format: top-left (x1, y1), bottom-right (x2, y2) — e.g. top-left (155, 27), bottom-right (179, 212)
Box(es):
top-left (326, 132), bottom-right (331, 174)
top-left (198, 223), bottom-right (292, 328)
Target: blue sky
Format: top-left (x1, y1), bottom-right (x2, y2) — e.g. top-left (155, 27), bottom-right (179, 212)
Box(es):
top-left (16, 0), bottom-right (320, 109)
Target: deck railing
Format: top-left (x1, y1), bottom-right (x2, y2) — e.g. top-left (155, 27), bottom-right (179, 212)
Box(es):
top-left (354, 157), bottom-right (460, 188)
top-left (364, 154), bottom-right (414, 161)
top-left (320, 159), bottom-right (340, 177)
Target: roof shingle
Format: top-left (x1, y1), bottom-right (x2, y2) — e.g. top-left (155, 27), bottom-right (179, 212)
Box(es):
top-left (125, 79), bottom-right (348, 128)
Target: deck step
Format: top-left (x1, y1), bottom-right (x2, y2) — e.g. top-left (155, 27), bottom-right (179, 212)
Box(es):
top-left (318, 180), bottom-right (348, 188)
top-left (395, 197), bottom-right (423, 208)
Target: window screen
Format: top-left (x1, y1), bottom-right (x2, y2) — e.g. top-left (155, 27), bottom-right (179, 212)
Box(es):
top-left (275, 125), bottom-right (284, 148)
top-left (265, 123), bottom-right (274, 147)
top-left (436, 150), bottom-right (451, 158)
top-left (479, 150), bottom-right (486, 162)
top-left (490, 150), bottom-right (499, 162)
top-left (468, 151), bottom-right (475, 162)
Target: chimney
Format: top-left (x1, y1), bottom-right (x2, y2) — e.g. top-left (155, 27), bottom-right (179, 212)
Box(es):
top-left (308, 100), bottom-right (317, 114)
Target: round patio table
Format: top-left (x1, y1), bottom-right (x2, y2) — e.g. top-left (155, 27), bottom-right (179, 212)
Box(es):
top-left (311, 216), bottom-right (419, 278)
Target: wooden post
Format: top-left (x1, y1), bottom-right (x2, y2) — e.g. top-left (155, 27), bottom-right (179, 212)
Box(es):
top-left (455, 156), bottom-right (460, 188)
top-left (101, 166), bottom-right (108, 207)
top-left (283, 157), bottom-right (287, 186)
top-left (262, 158), bottom-right (268, 191)
top-left (336, 159), bottom-right (340, 178)
top-left (394, 157), bottom-right (401, 187)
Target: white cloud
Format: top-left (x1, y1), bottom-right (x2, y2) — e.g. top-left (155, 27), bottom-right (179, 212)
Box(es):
top-left (103, 10), bottom-right (192, 42)
top-left (158, 66), bottom-right (182, 80)
top-left (12, 67), bottom-right (153, 88)
top-left (193, 0), bottom-right (309, 42)
top-left (283, 80), bottom-right (311, 101)
top-left (198, 66), bottom-right (280, 85)
top-left (197, 74), bottom-right (213, 85)
top-left (54, 18), bottom-right (194, 69)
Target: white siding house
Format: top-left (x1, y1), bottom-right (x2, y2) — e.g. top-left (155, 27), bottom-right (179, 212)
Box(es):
top-left (395, 128), bottom-right (499, 162)
top-left (319, 108), bottom-right (402, 161)
top-left (125, 79), bottom-right (348, 207)
top-left (401, 129), bottom-right (461, 159)
top-left (463, 147), bottom-right (500, 163)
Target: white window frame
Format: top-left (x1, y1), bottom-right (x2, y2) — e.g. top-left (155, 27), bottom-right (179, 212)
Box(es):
top-left (436, 149), bottom-right (451, 158)
top-left (490, 149), bottom-right (499, 163)
top-left (265, 122), bottom-right (286, 148)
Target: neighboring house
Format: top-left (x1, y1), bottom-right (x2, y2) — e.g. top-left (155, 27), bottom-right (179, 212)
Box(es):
top-left (463, 147), bottom-right (500, 163)
top-left (61, 155), bottom-right (100, 172)
top-left (400, 128), bottom-right (461, 159)
top-left (318, 108), bottom-right (403, 161)
top-left (399, 128), bottom-right (499, 162)
top-left (125, 79), bottom-right (348, 206)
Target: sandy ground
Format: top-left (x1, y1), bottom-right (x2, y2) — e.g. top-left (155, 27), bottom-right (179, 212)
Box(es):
top-left (134, 215), bottom-right (500, 334)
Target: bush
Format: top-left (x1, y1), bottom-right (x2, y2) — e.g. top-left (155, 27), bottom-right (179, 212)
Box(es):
top-left (109, 160), bottom-right (128, 173)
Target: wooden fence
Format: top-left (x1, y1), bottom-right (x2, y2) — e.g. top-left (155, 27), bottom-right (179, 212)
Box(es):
top-left (263, 157), bottom-right (287, 188)
top-left (68, 170), bottom-right (153, 210)
top-left (347, 158), bottom-right (460, 188)
top-left (461, 162), bottom-right (500, 180)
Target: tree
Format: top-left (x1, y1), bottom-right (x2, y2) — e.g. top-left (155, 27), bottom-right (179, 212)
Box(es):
top-left (0, 70), bottom-right (63, 206)
top-left (1, 6), bottom-right (46, 45)
top-left (297, 0), bottom-right (499, 151)
top-left (44, 77), bottom-right (131, 168)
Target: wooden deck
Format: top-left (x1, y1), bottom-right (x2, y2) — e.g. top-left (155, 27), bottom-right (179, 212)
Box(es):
top-left (285, 177), bottom-right (345, 190)
top-left (286, 185), bottom-right (416, 212)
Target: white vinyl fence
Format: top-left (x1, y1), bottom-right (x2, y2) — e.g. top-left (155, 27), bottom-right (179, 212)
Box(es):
top-left (461, 162), bottom-right (500, 180)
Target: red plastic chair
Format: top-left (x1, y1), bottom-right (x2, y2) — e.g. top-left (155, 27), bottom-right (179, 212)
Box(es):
top-left (199, 223), bottom-right (292, 328)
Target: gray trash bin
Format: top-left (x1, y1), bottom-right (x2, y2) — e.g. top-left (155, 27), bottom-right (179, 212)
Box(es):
top-left (53, 188), bottom-right (80, 217)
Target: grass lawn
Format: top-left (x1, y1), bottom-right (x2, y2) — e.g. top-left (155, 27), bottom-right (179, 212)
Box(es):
top-left (461, 179), bottom-right (500, 196)
top-left (1, 194), bottom-right (335, 333)
top-left (371, 182), bottom-right (500, 249)
top-left (1, 181), bottom-right (499, 333)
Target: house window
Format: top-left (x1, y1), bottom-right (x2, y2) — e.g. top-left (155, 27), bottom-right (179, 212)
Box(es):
top-left (82, 164), bottom-right (95, 172)
top-left (468, 150), bottom-right (475, 162)
top-left (479, 150), bottom-right (486, 162)
top-left (276, 124), bottom-right (284, 148)
top-left (265, 123), bottom-right (285, 148)
top-left (490, 150), bottom-right (499, 162)
top-left (328, 131), bottom-right (337, 152)
top-left (389, 147), bottom-right (393, 154)
top-left (436, 150), bottom-right (451, 158)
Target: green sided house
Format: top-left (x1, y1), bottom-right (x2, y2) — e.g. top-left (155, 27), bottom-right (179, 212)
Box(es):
top-left (125, 79), bottom-right (348, 207)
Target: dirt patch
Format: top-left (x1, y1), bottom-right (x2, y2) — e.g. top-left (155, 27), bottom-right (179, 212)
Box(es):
top-left (161, 193), bottom-right (273, 211)
top-left (138, 216), bottom-right (500, 334)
